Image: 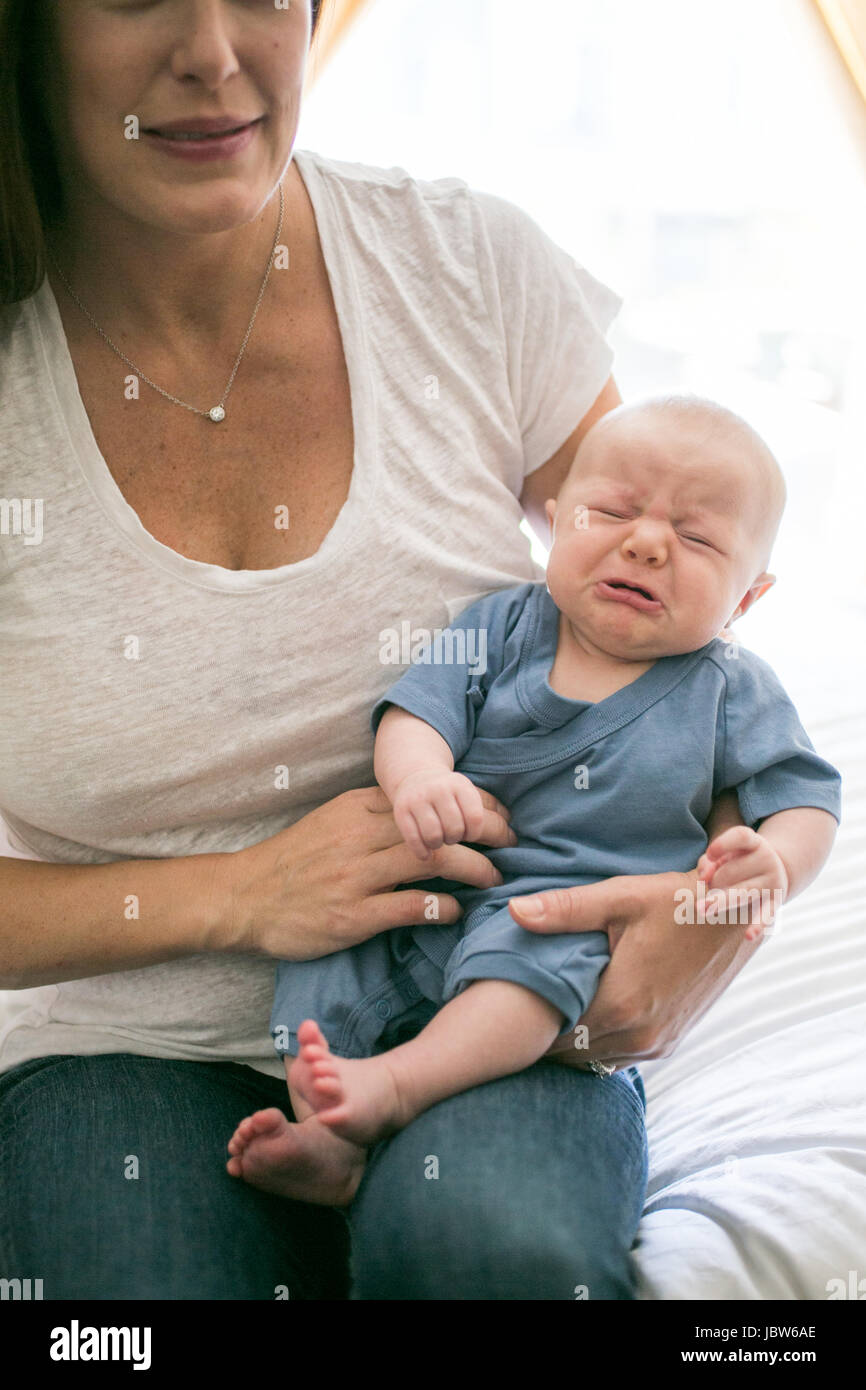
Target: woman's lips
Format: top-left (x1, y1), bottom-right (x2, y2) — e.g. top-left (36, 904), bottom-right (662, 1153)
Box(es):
top-left (595, 580), bottom-right (663, 613)
top-left (143, 118), bottom-right (262, 162)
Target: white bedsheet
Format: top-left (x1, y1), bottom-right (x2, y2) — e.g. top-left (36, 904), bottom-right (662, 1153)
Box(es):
top-left (634, 589), bottom-right (866, 1300)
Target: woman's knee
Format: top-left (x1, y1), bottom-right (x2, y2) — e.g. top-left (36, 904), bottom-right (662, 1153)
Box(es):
top-left (0, 1053), bottom-right (350, 1299)
top-left (348, 1065), bottom-right (647, 1300)
top-left (350, 1187), bottom-right (636, 1300)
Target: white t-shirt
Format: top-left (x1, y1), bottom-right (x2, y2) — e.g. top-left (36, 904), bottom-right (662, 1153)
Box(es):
top-left (0, 146), bottom-right (621, 1078)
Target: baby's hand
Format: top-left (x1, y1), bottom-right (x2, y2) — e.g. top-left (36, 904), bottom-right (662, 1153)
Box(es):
top-left (697, 826), bottom-right (789, 941)
top-left (392, 769), bottom-right (487, 860)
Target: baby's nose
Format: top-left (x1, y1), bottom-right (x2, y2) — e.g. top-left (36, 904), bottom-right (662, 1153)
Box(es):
top-left (622, 529), bottom-right (666, 564)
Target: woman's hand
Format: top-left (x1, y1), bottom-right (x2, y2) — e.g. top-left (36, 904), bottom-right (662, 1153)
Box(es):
top-left (211, 785), bottom-right (516, 962)
top-left (508, 868), bottom-right (762, 1070)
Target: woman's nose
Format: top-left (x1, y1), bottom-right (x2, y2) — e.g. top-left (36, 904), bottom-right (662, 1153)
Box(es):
top-left (169, 2), bottom-right (242, 87)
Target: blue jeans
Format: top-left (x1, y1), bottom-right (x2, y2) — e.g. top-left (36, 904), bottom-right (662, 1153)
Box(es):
top-left (0, 1052), bottom-right (647, 1300)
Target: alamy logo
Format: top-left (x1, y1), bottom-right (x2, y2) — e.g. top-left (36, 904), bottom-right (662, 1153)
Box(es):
top-left (0, 1277), bottom-right (43, 1299)
top-left (826, 1270), bottom-right (866, 1299)
top-left (674, 882), bottom-right (783, 926)
top-left (0, 498), bottom-right (43, 545)
top-left (379, 622), bottom-right (487, 674)
top-left (49, 1320), bottom-right (152, 1370)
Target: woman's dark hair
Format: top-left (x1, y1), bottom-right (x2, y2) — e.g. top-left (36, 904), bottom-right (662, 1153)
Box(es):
top-left (0, 0), bottom-right (327, 305)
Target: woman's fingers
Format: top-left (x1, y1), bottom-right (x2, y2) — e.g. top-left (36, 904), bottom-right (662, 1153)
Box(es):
top-left (266, 783), bottom-right (515, 950)
top-left (472, 804), bottom-right (518, 848)
top-left (458, 788), bottom-right (516, 848)
top-left (358, 784), bottom-right (420, 849)
top-left (433, 840), bottom-right (505, 887)
top-left (508, 874), bottom-right (648, 935)
top-left (476, 788), bottom-right (512, 824)
top-left (360, 888), bottom-right (463, 932)
top-left (370, 839), bottom-right (504, 892)
top-left (543, 1024), bottom-right (633, 1071)
top-left (243, 785), bottom-right (509, 959)
top-left (535, 865), bottom-right (768, 1070)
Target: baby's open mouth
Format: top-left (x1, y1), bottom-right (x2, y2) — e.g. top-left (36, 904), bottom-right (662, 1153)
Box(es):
top-left (596, 578), bottom-right (664, 612)
top-left (607, 580), bottom-right (656, 601)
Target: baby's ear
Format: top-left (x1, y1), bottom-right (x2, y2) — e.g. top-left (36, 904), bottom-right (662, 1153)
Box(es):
top-left (544, 497), bottom-right (557, 535)
top-left (728, 572), bottom-right (776, 624)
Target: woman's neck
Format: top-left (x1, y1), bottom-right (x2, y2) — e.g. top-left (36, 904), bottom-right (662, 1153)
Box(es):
top-left (44, 174), bottom-right (294, 351)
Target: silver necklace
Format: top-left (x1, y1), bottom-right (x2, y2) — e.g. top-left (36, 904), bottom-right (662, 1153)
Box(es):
top-left (47, 181), bottom-right (284, 424)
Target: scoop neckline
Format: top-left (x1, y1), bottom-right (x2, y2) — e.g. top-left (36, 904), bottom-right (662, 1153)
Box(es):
top-left (32, 147), bottom-right (377, 593)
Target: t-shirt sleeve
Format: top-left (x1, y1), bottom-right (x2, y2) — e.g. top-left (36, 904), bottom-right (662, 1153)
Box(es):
top-left (716, 650), bottom-right (842, 827)
top-left (469, 188), bottom-right (623, 478)
top-left (370, 586), bottom-right (522, 764)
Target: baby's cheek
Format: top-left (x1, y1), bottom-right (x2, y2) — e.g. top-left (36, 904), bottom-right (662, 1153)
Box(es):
top-left (675, 595), bottom-right (733, 651)
top-left (545, 545), bottom-right (588, 609)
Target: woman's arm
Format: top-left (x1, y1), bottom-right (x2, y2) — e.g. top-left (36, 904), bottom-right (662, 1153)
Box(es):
top-left (0, 850), bottom-right (228, 989)
top-left (0, 786), bottom-right (514, 990)
top-left (519, 375), bottom-right (622, 543)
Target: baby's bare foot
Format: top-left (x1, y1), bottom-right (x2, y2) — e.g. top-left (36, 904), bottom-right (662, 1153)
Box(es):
top-left (289, 1019), bottom-right (410, 1145)
top-left (226, 1106), bottom-right (365, 1207)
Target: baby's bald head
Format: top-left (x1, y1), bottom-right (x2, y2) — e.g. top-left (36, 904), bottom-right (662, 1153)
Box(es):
top-left (561, 393), bottom-right (786, 575)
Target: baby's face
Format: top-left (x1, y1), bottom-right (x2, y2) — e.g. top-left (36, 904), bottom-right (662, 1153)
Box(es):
top-left (545, 412), bottom-right (775, 661)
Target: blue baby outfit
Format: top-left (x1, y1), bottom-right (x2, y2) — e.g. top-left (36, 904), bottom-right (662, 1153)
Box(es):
top-left (270, 581), bottom-right (841, 1058)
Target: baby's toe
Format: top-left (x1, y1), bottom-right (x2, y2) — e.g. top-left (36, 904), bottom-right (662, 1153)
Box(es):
top-left (313, 1075), bottom-right (342, 1096)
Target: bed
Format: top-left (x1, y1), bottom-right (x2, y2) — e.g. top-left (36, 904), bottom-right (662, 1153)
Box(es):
top-left (633, 588), bottom-right (866, 1299)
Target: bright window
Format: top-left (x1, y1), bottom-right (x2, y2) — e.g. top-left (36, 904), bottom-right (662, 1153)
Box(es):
top-left (300, 0), bottom-right (866, 632)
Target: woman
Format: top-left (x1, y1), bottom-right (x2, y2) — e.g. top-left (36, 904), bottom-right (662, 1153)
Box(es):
top-left (0, 0), bottom-right (756, 1299)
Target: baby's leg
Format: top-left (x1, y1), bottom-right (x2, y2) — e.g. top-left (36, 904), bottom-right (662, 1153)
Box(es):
top-left (290, 981), bottom-right (563, 1145)
top-left (226, 1056), bottom-right (368, 1207)
top-left (234, 926), bottom-right (413, 1204)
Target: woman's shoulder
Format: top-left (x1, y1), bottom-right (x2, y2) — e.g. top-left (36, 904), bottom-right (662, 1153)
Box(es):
top-left (295, 146), bottom-right (471, 203)
top-left (294, 146), bottom-right (538, 264)
top-left (294, 147), bottom-right (586, 324)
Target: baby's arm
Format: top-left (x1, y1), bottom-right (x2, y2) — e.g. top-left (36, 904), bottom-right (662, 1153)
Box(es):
top-left (374, 705), bottom-right (488, 860)
top-left (698, 807), bottom-right (837, 940)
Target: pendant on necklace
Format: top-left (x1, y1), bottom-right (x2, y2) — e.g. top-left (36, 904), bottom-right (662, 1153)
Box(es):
top-left (209, 406), bottom-right (226, 423)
